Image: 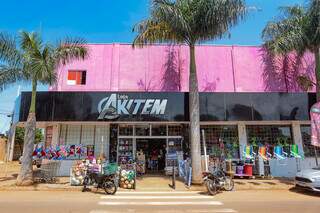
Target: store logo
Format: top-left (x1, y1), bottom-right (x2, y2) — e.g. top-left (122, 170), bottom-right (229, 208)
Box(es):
top-left (97, 94), bottom-right (167, 120)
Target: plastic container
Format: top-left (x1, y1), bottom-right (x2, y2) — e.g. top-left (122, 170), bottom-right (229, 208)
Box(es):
top-left (236, 165), bottom-right (244, 175)
top-left (103, 163), bottom-right (118, 175)
top-left (244, 164), bottom-right (253, 176)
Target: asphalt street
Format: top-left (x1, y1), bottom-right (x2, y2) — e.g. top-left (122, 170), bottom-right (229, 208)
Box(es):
top-left (0, 189), bottom-right (319, 213)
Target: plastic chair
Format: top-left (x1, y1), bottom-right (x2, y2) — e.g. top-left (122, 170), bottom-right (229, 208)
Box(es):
top-left (290, 144), bottom-right (303, 159)
top-left (274, 146), bottom-right (288, 160)
top-left (258, 146), bottom-right (270, 161)
top-left (243, 145), bottom-right (255, 160)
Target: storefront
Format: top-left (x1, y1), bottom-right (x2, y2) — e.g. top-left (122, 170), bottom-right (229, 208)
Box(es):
top-left (14, 90), bottom-right (319, 177)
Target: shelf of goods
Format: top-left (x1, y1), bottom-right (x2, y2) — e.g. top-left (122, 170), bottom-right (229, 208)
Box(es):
top-left (119, 164), bottom-right (136, 189)
top-left (117, 138), bottom-right (134, 164)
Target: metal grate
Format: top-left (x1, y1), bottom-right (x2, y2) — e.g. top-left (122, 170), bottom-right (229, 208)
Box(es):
top-left (200, 125), bottom-right (239, 159)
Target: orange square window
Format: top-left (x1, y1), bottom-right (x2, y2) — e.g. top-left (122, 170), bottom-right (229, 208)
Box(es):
top-left (67, 70), bottom-right (86, 85)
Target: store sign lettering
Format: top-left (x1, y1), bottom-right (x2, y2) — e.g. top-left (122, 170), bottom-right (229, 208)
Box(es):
top-left (97, 94), bottom-right (167, 120)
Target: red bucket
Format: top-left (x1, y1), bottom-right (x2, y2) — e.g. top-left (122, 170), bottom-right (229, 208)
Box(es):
top-left (244, 164), bottom-right (253, 176)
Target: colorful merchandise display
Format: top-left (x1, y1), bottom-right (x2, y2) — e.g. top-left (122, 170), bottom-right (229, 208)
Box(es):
top-left (117, 139), bottom-right (134, 164)
top-left (119, 169), bottom-right (136, 189)
top-left (33, 144), bottom-right (88, 160)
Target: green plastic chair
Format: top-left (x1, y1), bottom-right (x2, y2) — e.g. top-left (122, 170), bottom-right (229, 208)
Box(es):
top-left (290, 144), bottom-right (303, 159)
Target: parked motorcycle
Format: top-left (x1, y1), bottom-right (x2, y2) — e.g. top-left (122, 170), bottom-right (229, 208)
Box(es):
top-left (203, 167), bottom-right (234, 195)
top-left (82, 170), bottom-right (118, 195)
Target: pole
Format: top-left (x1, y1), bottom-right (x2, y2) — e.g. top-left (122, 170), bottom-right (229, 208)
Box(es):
top-left (314, 146), bottom-right (319, 166)
top-left (201, 129), bottom-right (208, 172)
top-left (172, 161), bottom-right (176, 190)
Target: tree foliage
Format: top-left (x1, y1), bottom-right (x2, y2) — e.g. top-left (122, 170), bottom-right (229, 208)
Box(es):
top-left (262, 0), bottom-right (320, 93)
top-left (133, 0), bottom-right (247, 46)
top-left (0, 31), bottom-right (88, 91)
top-left (15, 127), bottom-right (43, 145)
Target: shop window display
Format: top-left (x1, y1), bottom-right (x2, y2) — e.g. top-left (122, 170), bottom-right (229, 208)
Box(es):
top-left (246, 125), bottom-right (293, 155)
top-left (200, 125), bottom-right (239, 160)
top-left (117, 138), bottom-right (134, 164)
top-left (300, 125), bottom-right (320, 157)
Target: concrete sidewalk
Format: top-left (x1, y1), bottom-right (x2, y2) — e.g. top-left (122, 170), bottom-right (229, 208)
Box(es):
top-left (0, 175), bottom-right (294, 192)
top-left (0, 161), bottom-right (294, 192)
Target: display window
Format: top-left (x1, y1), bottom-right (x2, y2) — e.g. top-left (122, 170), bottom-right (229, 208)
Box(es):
top-left (246, 125), bottom-right (293, 154)
top-left (300, 125), bottom-right (320, 157)
top-left (200, 125), bottom-right (239, 159)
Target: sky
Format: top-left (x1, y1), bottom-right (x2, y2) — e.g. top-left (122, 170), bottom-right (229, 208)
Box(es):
top-left (0, 0), bottom-right (306, 133)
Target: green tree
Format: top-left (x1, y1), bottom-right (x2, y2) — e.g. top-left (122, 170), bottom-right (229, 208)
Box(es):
top-left (262, 0), bottom-right (320, 99)
top-left (0, 31), bottom-right (88, 185)
top-left (133, 0), bottom-right (247, 183)
top-left (15, 127), bottom-right (43, 156)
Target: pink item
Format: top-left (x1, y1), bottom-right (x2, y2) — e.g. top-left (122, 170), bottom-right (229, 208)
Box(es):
top-left (311, 102), bottom-right (320, 147)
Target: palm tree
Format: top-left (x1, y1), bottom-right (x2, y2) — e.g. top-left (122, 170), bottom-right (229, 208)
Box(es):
top-left (262, 0), bottom-right (320, 99)
top-left (133, 0), bottom-right (247, 183)
top-left (0, 31), bottom-right (88, 185)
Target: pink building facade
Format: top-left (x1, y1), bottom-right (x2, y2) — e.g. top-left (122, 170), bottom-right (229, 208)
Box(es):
top-left (15, 44), bottom-right (318, 177)
top-left (50, 44), bottom-right (315, 93)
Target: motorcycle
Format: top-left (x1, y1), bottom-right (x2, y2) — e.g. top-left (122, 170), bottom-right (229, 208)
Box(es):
top-left (82, 170), bottom-right (118, 195)
top-left (203, 167), bottom-right (234, 195)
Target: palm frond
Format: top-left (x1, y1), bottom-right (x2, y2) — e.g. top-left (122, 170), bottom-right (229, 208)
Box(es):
top-left (307, 0), bottom-right (320, 49)
top-left (133, 19), bottom-right (184, 47)
top-left (55, 37), bottom-right (88, 66)
top-left (262, 5), bottom-right (309, 54)
top-left (297, 74), bottom-right (315, 91)
top-left (0, 32), bottom-right (22, 66)
top-left (19, 31), bottom-right (43, 56)
top-left (0, 65), bottom-right (24, 91)
top-left (153, 0), bottom-right (191, 41)
top-left (193, 0), bottom-right (247, 42)
top-left (133, 0), bottom-right (248, 46)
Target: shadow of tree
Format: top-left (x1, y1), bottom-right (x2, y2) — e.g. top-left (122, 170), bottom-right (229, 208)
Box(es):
top-left (260, 47), bottom-right (315, 92)
top-left (161, 46), bottom-right (183, 91)
top-left (136, 45), bottom-right (184, 92)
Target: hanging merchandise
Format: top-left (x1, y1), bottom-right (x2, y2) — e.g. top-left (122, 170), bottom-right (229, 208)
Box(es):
top-left (69, 145), bottom-right (76, 157)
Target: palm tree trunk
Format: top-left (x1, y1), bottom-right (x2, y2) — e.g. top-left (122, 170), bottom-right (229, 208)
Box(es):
top-left (16, 79), bottom-right (37, 186)
top-left (189, 45), bottom-right (202, 184)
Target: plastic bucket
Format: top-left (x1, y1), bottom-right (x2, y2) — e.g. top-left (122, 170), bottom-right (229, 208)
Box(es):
top-left (244, 164), bottom-right (253, 176)
top-left (236, 166), bottom-right (244, 175)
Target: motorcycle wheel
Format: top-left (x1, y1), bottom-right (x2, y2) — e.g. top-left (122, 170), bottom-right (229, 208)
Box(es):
top-left (206, 179), bottom-right (217, 195)
top-left (82, 176), bottom-right (90, 192)
top-left (104, 181), bottom-right (117, 195)
top-left (223, 177), bottom-right (234, 191)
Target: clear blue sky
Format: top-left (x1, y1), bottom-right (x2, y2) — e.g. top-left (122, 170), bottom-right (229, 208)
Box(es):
top-left (0, 0), bottom-right (305, 133)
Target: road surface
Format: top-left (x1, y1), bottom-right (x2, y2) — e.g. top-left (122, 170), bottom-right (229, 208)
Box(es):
top-left (0, 189), bottom-right (319, 213)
